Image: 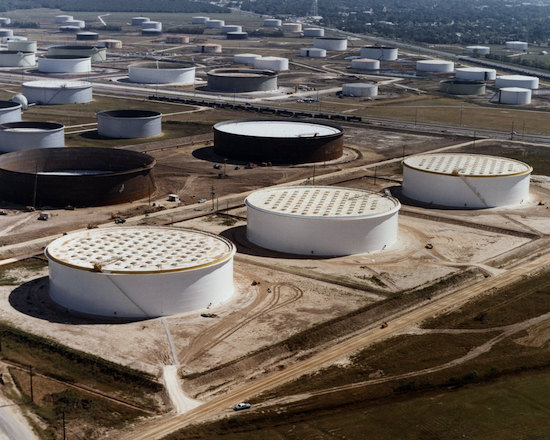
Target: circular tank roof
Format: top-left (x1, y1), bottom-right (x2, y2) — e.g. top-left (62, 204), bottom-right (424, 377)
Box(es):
top-left (130, 61), bottom-right (193, 70)
top-left (0, 121), bottom-right (63, 132)
top-left (215, 120), bottom-right (341, 138)
top-left (497, 74), bottom-right (537, 81)
top-left (0, 100), bottom-right (21, 109)
top-left (500, 87), bottom-right (531, 92)
top-left (98, 109), bottom-right (161, 119)
top-left (22, 80), bottom-right (91, 89)
top-left (43, 55), bottom-right (91, 60)
top-left (46, 226), bottom-right (235, 274)
top-left (51, 44), bottom-right (97, 49)
top-left (207, 68), bottom-right (276, 78)
top-left (403, 153), bottom-right (532, 177)
top-left (246, 186), bottom-right (400, 219)
top-left (457, 67), bottom-right (495, 73)
top-left (0, 50), bottom-right (33, 55)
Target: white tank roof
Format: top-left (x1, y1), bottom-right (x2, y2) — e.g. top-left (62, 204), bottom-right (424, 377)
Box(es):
top-left (246, 186), bottom-right (400, 219)
top-left (404, 153), bottom-right (531, 177)
top-left (22, 80), bottom-right (91, 89)
top-left (46, 226), bottom-right (235, 273)
top-left (216, 120), bottom-right (340, 137)
top-left (500, 87), bottom-right (531, 92)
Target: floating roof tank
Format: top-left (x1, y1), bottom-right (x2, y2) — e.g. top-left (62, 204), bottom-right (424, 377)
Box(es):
top-left (227, 31), bottom-right (248, 40)
top-left (48, 45), bottom-right (106, 62)
top-left (466, 45), bottom-right (490, 55)
top-left (234, 53), bottom-right (261, 64)
top-left (313, 37), bottom-right (347, 51)
top-left (351, 58), bottom-right (380, 70)
top-left (64, 20), bottom-right (85, 28)
top-left (303, 28), bottom-right (324, 37)
top-left (253, 56), bottom-right (288, 71)
top-left (282, 22), bottom-right (302, 32)
top-left (440, 80), bottom-right (486, 95)
top-left (360, 46), bottom-right (398, 60)
top-left (38, 55), bottom-right (91, 73)
top-left (128, 61), bottom-right (195, 84)
top-left (192, 16), bottom-right (210, 24)
top-left (22, 80), bottom-right (92, 105)
top-left (300, 47), bottom-right (326, 58)
top-left (205, 19), bottom-right (224, 29)
top-left (55, 15), bottom-right (73, 24)
top-left (7, 40), bottom-right (37, 52)
top-left (76, 32), bottom-right (99, 41)
top-left (97, 110), bottom-right (162, 139)
top-left (0, 29), bottom-right (13, 37)
top-left (221, 25), bottom-right (242, 34)
top-left (416, 59), bottom-right (454, 73)
top-left (0, 50), bottom-right (35, 67)
top-left (0, 100), bottom-right (21, 123)
top-left (499, 87), bottom-right (532, 105)
top-left (506, 41), bottom-right (528, 51)
top-left (0, 121), bottom-right (65, 152)
top-left (263, 18), bottom-right (282, 27)
top-left (455, 67), bottom-right (496, 81)
top-left (132, 17), bottom-right (150, 26)
top-left (207, 68), bottom-right (277, 92)
top-left (142, 21), bottom-right (162, 31)
top-left (342, 83), bottom-right (378, 97)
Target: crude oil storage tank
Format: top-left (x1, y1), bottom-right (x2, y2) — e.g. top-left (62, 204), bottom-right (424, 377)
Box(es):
top-left (303, 28), bottom-right (324, 37)
top-left (466, 45), bottom-right (490, 55)
top-left (0, 50), bottom-right (35, 67)
top-left (456, 67), bottom-right (496, 81)
top-left (360, 46), bottom-right (398, 60)
top-left (234, 53), bottom-right (261, 64)
top-left (506, 41), bottom-right (528, 51)
top-left (213, 118), bottom-right (344, 163)
top-left (7, 40), bottom-right (37, 52)
top-left (416, 59), bottom-right (454, 73)
top-left (128, 62), bottom-right (195, 84)
top-left (192, 16), bottom-right (209, 24)
top-left (351, 58), bottom-right (380, 70)
top-left (142, 29), bottom-right (162, 36)
top-left (76, 32), bottom-right (99, 41)
top-left (55, 15), bottom-right (73, 24)
top-left (97, 110), bottom-right (162, 139)
top-left (131, 17), bottom-right (150, 26)
top-left (0, 147), bottom-right (156, 207)
top-left (253, 56), bottom-right (288, 71)
top-left (440, 80), bottom-right (486, 95)
top-left (313, 37), bottom-right (347, 51)
top-left (300, 48), bottom-right (326, 58)
top-left (0, 101), bottom-right (21, 123)
top-left (48, 45), bottom-right (106, 62)
top-left (38, 55), bottom-right (91, 73)
top-left (205, 19), bottom-right (224, 29)
top-left (221, 25), bottom-right (242, 34)
top-left (0, 29), bottom-right (13, 38)
top-left (495, 75), bottom-right (539, 89)
top-left (22, 80), bottom-right (92, 105)
top-left (195, 43), bottom-right (222, 53)
top-left (245, 186), bottom-right (401, 256)
top-left (342, 83), bottom-right (378, 97)
top-left (0, 121), bottom-right (64, 152)
top-left (98, 39), bottom-right (122, 49)
top-left (165, 35), bottom-right (189, 44)
top-left (282, 22), bottom-right (302, 32)
top-left (263, 18), bottom-right (281, 27)
top-left (64, 20), bottom-right (85, 29)
top-left (59, 26), bottom-right (81, 33)
top-left (45, 226), bottom-right (236, 318)
top-left (499, 87), bottom-right (532, 105)
top-left (402, 153), bottom-right (532, 208)
top-left (227, 32), bottom-right (248, 40)
top-left (141, 21), bottom-right (162, 32)
top-left (207, 68), bottom-right (277, 92)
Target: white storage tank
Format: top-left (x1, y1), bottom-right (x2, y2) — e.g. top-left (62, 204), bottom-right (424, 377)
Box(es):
top-left (195, 43), bottom-right (222, 53)
top-left (456, 67), bottom-right (496, 81)
top-left (141, 21), bottom-right (162, 31)
top-left (499, 87), bottom-right (532, 105)
top-left (221, 25), bottom-right (242, 34)
top-left (7, 40), bottom-right (37, 52)
top-left (0, 18), bottom-right (10, 26)
top-left (64, 20), bottom-right (85, 28)
top-left (59, 26), bottom-right (81, 33)
top-left (300, 47), bottom-right (326, 58)
top-left (45, 226), bottom-right (236, 318)
top-left (227, 31), bottom-right (248, 40)
top-left (22, 80), bottom-right (92, 105)
top-left (360, 46), bottom-right (398, 61)
top-left (303, 28), bottom-right (324, 37)
top-left (402, 153), bottom-right (532, 208)
top-left (416, 59), bottom-right (454, 73)
top-left (246, 186), bottom-right (400, 256)
top-left (313, 37), bottom-right (347, 51)
top-left (48, 45), bottom-right (106, 62)
top-left (132, 17), bottom-right (150, 26)
top-left (0, 50), bottom-right (35, 67)
top-left (98, 39), bottom-right (122, 49)
top-left (495, 75), bottom-right (539, 89)
top-left (76, 31), bottom-right (99, 41)
top-left (142, 29), bottom-right (162, 36)
top-left (97, 110), bottom-right (162, 139)
top-left (263, 18), bottom-right (282, 27)
top-left (205, 19), bottom-right (224, 29)
top-left (351, 58), bottom-right (380, 70)
top-left (55, 15), bottom-right (73, 24)
top-left (0, 121), bottom-right (64, 152)
top-left (342, 83), bottom-right (378, 97)
top-left (466, 45), bottom-right (490, 55)
top-left (282, 22), bottom-right (302, 32)
top-left (0, 101), bottom-right (21, 123)
top-left (0, 29), bottom-right (13, 37)
top-left (128, 61), bottom-right (195, 84)
top-left (3, 35), bottom-right (26, 44)
top-left (192, 16), bottom-right (209, 24)
top-left (38, 55), bottom-right (91, 73)
top-left (254, 56), bottom-right (288, 71)
top-left (234, 53), bottom-right (261, 64)
top-left (506, 41), bottom-right (528, 51)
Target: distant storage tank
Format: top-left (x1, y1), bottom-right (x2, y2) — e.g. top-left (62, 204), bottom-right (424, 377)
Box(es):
top-left (0, 29), bottom-right (13, 37)
top-left (213, 118), bottom-right (344, 163)
top-left (234, 53), bottom-right (261, 64)
top-left (0, 18), bottom-right (10, 26)
top-left (46, 226), bottom-right (236, 318)
top-left (499, 87), bottom-right (532, 105)
top-left (360, 46), bottom-right (398, 60)
top-left (227, 32), bottom-right (248, 40)
top-left (402, 153), bottom-right (532, 208)
top-left (495, 75), bottom-right (539, 89)
top-left (195, 43), bottom-right (222, 53)
top-left (141, 21), bottom-right (162, 32)
top-left (440, 80), bottom-right (486, 95)
top-left (97, 110), bottom-right (162, 139)
top-left (506, 41), bottom-right (528, 51)
top-left (416, 59), bottom-right (454, 73)
top-left (205, 19), bottom-right (224, 29)
top-left (59, 26), bottom-right (81, 33)
top-left (128, 61), bottom-right (195, 84)
top-left (76, 32), bottom-right (99, 41)
top-left (0, 121), bottom-right (64, 152)
top-left (466, 45), bottom-right (490, 55)
top-left (48, 45), bottom-right (106, 62)
top-left (192, 16), bottom-right (209, 24)
top-left (131, 17), bottom-right (150, 26)
top-left (351, 58), bottom-right (380, 70)
top-left (313, 37), bottom-right (347, 51)
top-left (455, 67), bottom-right (496, 81)
top-left (0, 101), bottom-right (21, 123)
top-left (141, 29), bottom-right (162, 36)
top-left (0, 51), bottom-right (35, 67)
top-left (2, 36), bottom-right (26, 44)
top-left (253, 56), bottom-right (288, 71)
top-left (38, 55), bottom-right (91, 73)
top-left (165, 35), bottom-right (189, 44)
top-left (246, 186), bottom-right (401, 256)
top-left (207, 68), bottom-right (277, 92)
top-left (64, 20), bottom-right (85, 28)
top-left (55, 15), bottom-right (73, 24)
top-left (221, 25), bottom-right (242, 34)
top-left (303, 28), bottom-right (324, 37)
top-left (342, 83), bottom-right (378, 97)
top-left (97, 39), bottom-right (122, 49)
top-left (7, 40), bottom-right (37, 52)
top-left (300, 47), bottom-right (326, 58)
top-left (282, 22), bottom-right (302, 32)
top-left (22, 80), bottom-right (92, 105)
top-left (263, 18), bottom-right (282, 27)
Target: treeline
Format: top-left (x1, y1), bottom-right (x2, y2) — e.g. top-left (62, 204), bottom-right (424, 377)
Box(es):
top-left (0, 0), bottom-right (229, 13)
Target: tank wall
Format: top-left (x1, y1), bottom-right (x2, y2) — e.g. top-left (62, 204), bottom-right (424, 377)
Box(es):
top-left (499, 90), bottom-right (532, 105)
top-left (141, 21), bottom-right (162, 30)
top-left (221, 25), bottom-right (242, 33)
top-left (0, 105), bottom-right (21, 124)
top-left (38, 57), bottom-right (91, 73)
top-left (304, 28), bottom-right (324, 37)
top-left (360, 47), bottom-right (398, 60)
top-left (246, 207), bottom-right (399, 256)
top-left (342, 84), bottom-right (378, 97)
top-left (98, 114), bottom-right (162, 139)
top-left (234, 54), bottom-right (260, 64)
top-left (263, 19), bottom-right (281, 27)
top-left (23, 85), bottom-right (92, 105)
top-left (416, 61), bottom-right (454, 72)
top-left (402, 166), bottom-right (531, 208)
top-left (456, 69), bottom-right (496, 81)
top-left (495, 77), bottom-right (539, 89)
top-left (207, 74), bottom-right (277, 92)
top-left (132, 17), bottom-right (150, 26)
top-left (7, 41), bottom-right (37, 52)
top-left (48, 46), bottom-right (106, 62)
top-left (0, 52), bottom-right (35, 67)
top-left (205, 20), bottom-right (224, 28)
top-left (192, 16), bottom-right (209, 24)
top-left (48, 257), bottom-right (234, 318)
top-left (466, 46), bottom-right (490, 55)
top-left (0, 127), bottom-right (65, 152)
top-left (351, 59), bottom-right (380, 70)
top-left (253, 58), bottom-right (288, 71)
top-left (282, 23), bottom-right (302, 32)
top-left (128, 65), bottom-right (195, 84)
top-left (440, 81), bottom-right (486, 95)
top-left (313, 38), bottom-right (347, 51)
